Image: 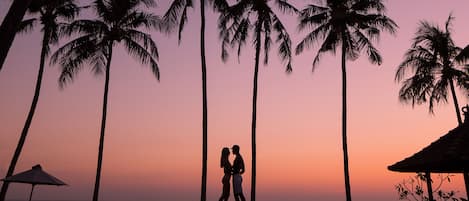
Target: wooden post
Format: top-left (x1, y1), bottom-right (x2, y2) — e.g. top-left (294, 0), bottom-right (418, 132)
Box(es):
top-left (425, 172), bottom-right (434, 201)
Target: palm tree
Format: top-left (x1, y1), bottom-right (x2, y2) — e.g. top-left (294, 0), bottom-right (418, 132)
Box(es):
top-left (295, 1), bottom-right (397, 201)
top-left (50, 1), bottom-right (160, 200)
top-left (219, 1), bottom-right (297, 200)
top-left (0, 0), bottom-right (33, 70)
top-left (395, 15), bottom-right (469, 125)
top-left (0, 1), bottom-right (79, 201)
top-left (161, 1), bottom-right (227, 200)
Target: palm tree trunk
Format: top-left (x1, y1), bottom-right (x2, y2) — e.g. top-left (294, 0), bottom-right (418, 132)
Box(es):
top-left (92, 43), bottom-right (113, 201)
top-left (0, 0), bottom-right (33, 71)
top-left (341, 40), bottom-right (352, 201)
top-left (250, 29), bottom-right (261, 201)
top-left (199, 0), bottom-right (208, 201)
top-left (0, 30), bottom-right (49, 201)
top-left (464, 172), bottom-right (469, 200)
top-left (448, 79), bottom-right (462, 125)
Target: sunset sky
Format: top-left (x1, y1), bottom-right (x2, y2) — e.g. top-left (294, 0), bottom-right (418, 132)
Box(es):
top-left (1, 1), bottom-right (469, 201)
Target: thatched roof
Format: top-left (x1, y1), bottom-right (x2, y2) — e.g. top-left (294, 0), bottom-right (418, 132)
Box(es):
top-left (1, 164), bottom-right (66, 185)
top-left (388, 119), bottom-right (469, 173)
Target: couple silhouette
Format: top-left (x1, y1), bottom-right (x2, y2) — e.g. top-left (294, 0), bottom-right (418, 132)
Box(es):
top-left (219, 145), bottom-right (246, 201)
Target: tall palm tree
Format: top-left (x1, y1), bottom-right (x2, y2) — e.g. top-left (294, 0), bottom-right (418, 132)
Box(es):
top-left (0, 0), bottom-right (33, 70)
top-left (162, 1), bottom-right (227, 200)
top-left (395, 15), bottom-right (469, 201)
top-left (219, 1), bottom-right (297, 200)
top-left (295, 1), bottom-right (397, 201)
top-left (50, 1), bottom-right (160, 200)
top-left (0, 1), bottom-right (79, 201)
top-left (395, 15), bottom-right (469, 125)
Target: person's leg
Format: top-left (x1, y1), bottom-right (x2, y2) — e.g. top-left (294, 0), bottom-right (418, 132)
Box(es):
top-left (238, 193), bottom-right (246, 201)
top-left (236, 175), bottom-right (245, 201)
top-left (220, 180), bottom-right (230, 201)
top-left (234, 194), bottom-right (240, 201)
top-left (224, 182), bottom-right (230, 201)
top-left (233, 174), bottom-right (241, 201)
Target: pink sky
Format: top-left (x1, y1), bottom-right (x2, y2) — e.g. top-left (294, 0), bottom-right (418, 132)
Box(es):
top-left (1, 0), bottom-right (469, 201)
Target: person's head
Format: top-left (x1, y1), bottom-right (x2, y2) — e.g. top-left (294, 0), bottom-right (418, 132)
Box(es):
top-left (232, 145), bottom-right (240, 155)
top-left (220, 147), bottom-right (230, 167)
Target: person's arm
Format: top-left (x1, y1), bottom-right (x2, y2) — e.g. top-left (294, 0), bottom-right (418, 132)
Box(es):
top-left (240, 158), bottom-right (245, 174)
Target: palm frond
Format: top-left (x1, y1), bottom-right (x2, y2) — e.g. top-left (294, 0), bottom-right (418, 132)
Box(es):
top-left (455, 70), bottom-right (469, 92)
top-left (272, 14), bottom-right (292, 72)
top-left (354, 29), bottom-right (382, 65)
top-left (121, 11), bottom-right (160, 30)
top-left (298, 11), bottom-right (329, 31)
top-left (46, 26), bottom-right (61, 47)
top-left (88, 47), bottom-right (107, 76)
top-left (312, 31), bottom-right (339, 69)
top-left (262, 16), bottom-right (272, 65)
top-left (221, 32), bottom-right (230, 62)
top-left (127, 29), bottom-right (159, 59)
top-left (455, 44), bottom-right (469, 64)
top-left (210, 0), bottom-right (229, 12)
top-left (300, 3), bottom-right (329, 17)
top-left (343, 29), bottom-right (359, 61)
top-left (59, 19), bottom-right (108, 37)
top-left (398, 74), bottom-right (434, 111)
top-left (296, 23), bottom-right (330, 55)
top-left (230, 17), bottom-right (250, 62)
top-left (162, 0), bottom-right (190, 34)
top-left (354, 13), bottom-right (397, 35)
top-left (413, 21), bottom-right (442, 48)
top-left (17, 18), bottom-right (37, 34)
top-left (445, 13), bottom-right (454, 34)
top-left (352, 0), bottom-right (386, 13)
top-left (55, 1), bottom-right (80, 21)
top-left (122, 37), bottom-right (160, 80)
top-left (226, 0), bottom-right (251, 18)
top-left (138, 0), bottom-right (157, 7)
top-left (429, 78), bottom-right (449, 110)
top-left (177, 4), bottom-right (189, 43)
top-left (93, 0), bottom-right (111, 21)
top-left (56, 38), bottom-right (105, 88)
top-left (51, 33), bottom-right (100, 66)
top-left (218, 9), bottom-right (237, 62)
top-left (395, 46), bottom-right (439, 81)
top-left (263, 30), bottom-right (271, 65)
top-left (274, 0), bottom-right (298, 15)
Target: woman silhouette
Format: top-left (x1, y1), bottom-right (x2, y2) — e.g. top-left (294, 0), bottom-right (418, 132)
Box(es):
top-left (219, 147), bottom-right (231, 201)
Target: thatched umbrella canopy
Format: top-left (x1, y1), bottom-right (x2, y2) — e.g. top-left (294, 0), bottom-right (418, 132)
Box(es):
top-left (388, 107), bottom-right (469, 201)
top-left (1, 164), bottom-right (66, 201)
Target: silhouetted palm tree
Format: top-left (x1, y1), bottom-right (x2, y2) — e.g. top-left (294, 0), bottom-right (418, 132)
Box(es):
top-left (295, 1), bottom-right (397, 201)
top-left (50, 1), bottom-right (160, 200)
top-left (0, 0), bottom-right (33, 71)
top-left (396, 15), bottom-right (469, 125)
top-left (0, 1), bottom-right (79, 200)
top-left (219, 1), bottom-right (297, 200)
top-left (162, 1), bottom-right (227, 200)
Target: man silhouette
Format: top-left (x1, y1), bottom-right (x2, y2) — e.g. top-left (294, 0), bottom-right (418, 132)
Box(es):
top-left (231, 145), bottom-right (246, 201)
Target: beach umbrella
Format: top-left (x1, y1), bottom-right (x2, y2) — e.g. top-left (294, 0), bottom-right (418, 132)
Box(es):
top-left (1, 164), bottom-right (67, 201)
top-left (388, 106), bottom-right (469, 201)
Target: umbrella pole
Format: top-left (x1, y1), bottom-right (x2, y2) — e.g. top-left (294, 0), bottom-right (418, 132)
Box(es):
top-left (29, 184), bottom-right (35, 201)
top-left (464, 171), bottom-right (469, 200)
top-left (425, 172), bottom-right (434, 201)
